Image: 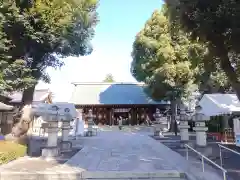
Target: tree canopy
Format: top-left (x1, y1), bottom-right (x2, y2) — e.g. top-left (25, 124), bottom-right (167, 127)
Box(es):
top-left (103, 73), bottom-right (115, 83)
top-left (131, 7), bottom-right (201, 104)
top-left (0, 0), bottom-right (98, 103)
top-left (165, 0), bottom-right (240, 99)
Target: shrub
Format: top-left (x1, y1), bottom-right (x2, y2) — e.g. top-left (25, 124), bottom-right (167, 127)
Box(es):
top-left (0, 141), bottom-right (27, 165)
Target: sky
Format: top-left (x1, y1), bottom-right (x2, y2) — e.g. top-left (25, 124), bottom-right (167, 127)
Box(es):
top-left (36, 0), bottom-right (163, 101)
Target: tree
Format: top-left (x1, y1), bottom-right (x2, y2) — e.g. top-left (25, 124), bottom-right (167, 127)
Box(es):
top-left (0, 12), bottom-right (36, 93)
top-left (165, 0), bottom-right (240, 100)
top-left (0, 0), bottom-right (98, 105)
top-left (131, 6), bottom-right (204, 132)
top-left (1, 0), bottom-right (98, 144)
top-left (103, 74), bottom-right (115, 82)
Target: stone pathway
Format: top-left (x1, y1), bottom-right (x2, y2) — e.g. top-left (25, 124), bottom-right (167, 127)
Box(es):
top-left (45, 131), bottom-right (185, 179)
top-left (66, 132), bottom-right (178, 172)
top-left (0, 127), bottom-right (226, 179)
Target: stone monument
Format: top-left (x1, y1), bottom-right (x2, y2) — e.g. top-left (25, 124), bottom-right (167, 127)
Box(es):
top-left (86, 109), bottom-right (96, 136)
top-left (60, 108), bottom-right (73, 152)
top-left (178, 108), bottom-right (190, 142)
top-left (192, 105), bottom-right (210, 147)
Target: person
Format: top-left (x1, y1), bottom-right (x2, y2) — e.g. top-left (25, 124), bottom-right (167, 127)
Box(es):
top-left (118, 116), bottom-right (123, 130)
top-left (174, 120), bottom-right (178, 136)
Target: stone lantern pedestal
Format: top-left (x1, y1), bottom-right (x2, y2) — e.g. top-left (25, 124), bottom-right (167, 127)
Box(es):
top-left (86, 109), bottom-right (96, 136)
top-left (41, 115), bottom-right (60, 158)
top-left (179, 121), bottom-right (190, 141)
top-left (153, 109), bottom-right (165, 137)
top-left (60, 109), bottom-right (73, 152)
top-left (192, 106), bottom-right (210, 147)
top-left (60, 121), bottom-right (72, 152)
top-left (31, 104), bottom-right (61, 158)
top-left (193, 121), bottom-right (208, 147)
top-left (178, 109), bottom-right (190, 142)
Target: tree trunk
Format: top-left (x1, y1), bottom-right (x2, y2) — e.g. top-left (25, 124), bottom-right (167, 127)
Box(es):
top-left (218, 49), bottom-right (240, 100)
top-left (21, 85), bottom-right (36, 106)
top-left (6, 85), bottom-right (37, 145)
top-left (170, 99), bottom-right (177, 135)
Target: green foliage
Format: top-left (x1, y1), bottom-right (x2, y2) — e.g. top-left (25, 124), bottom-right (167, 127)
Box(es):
top-left (0, 0), bottom-right (98, 97)
top-left (131, 7), bottom-right (201, 101)
top-left (0, 60), bottom-right (37, 92)
top-left (103, 74), bottom-right (115, 83)
top-left (0, 7), bottom-right (36, 93)
top-left (0, 141), bottom-right (27, 165)
top-left (165, 0), bottom-right (240, 98)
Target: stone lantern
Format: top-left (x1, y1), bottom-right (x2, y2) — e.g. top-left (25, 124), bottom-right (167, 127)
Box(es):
top-left (153, 108), bottom-right (166, 137)
top-left (59, 108), bottom-right (73, 152)
top-left (86, 109), bottom-right (96, 136)
top-left (192, 105), bottom-right (210, 147)
top-left (32, 104), bottom-right (60, 158)
top-left (178, 108), bottom-right (191, 142)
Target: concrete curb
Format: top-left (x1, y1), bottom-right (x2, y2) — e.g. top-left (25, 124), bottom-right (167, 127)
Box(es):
top-left (0, 170), bottom-right (186, 180)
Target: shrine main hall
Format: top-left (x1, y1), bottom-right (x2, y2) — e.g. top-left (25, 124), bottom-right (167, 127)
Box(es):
top-left (69, 82), bottom-right (168, 125)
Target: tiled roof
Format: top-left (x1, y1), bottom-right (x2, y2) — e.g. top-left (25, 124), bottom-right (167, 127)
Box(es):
top-left (9, 89), bottom-right (51, 103)
top-left (69, 82), bottom-right (168, 105)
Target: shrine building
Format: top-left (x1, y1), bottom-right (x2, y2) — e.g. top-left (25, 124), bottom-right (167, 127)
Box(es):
top-left (69, 82), bottom-right (169, 125)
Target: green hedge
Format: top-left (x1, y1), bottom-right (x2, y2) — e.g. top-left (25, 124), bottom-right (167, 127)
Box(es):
top-left (0, 141), bottom-right (27, 165)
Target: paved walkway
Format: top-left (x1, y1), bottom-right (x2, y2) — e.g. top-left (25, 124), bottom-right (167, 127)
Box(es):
top-left (45, 131), bottom-right (185, 179)
top-left (67, 131), bottom-right (179, 172)
top-left (0, 127), bottom-right (226, 179)
top-left (45, 130), bottom-right (223, 180)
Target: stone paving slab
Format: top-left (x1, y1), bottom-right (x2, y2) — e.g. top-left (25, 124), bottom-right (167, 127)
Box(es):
top-left (65, 132), bottom-right (182, 172)
top-left (42, 131), bottom-right (185, 179)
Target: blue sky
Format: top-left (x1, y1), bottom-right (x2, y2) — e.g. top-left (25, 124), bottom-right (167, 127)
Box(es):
top-left (37, 0), bottom-right (163, 101)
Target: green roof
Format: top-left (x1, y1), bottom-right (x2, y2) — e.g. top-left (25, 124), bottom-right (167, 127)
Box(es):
top-left (69, 82), bottom-right (168, 105)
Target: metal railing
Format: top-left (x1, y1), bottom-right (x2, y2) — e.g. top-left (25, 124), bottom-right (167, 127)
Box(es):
top-left (218, 143), bottom-right (240, 168)
top-left (185, 144), bottom-right (227, 180)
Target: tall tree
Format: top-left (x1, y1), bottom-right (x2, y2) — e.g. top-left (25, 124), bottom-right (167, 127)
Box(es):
top-left (0, 9), bottom-right (36, 93)
top-left (0, 0), bottom-right (98, 105)
top-left (131, 7), bottom-right (204, 132)
top-left (103, 73), bottom-right (115, 82)
top-left (166, 0), bottom-right (240, 100)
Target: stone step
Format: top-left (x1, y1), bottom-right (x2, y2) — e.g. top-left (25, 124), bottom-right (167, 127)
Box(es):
top-left (81, 170), bottom-right (186, 179)
top-left (0, 171), bottom-right (186, 180)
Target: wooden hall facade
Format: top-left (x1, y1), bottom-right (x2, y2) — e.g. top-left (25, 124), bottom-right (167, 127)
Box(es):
top-left (69, 82), bottom-right (169, 125)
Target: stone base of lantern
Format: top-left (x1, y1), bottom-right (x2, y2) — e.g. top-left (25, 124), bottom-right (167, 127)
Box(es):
top-left (179, 121), bottom-right (190, 142)
top-left (86, 130), bottom-right (94, 136)
top-left (41, 146), bottom-right (60, 158)
top-left (193, 126), bottom-right (208, 147)
top-left (154, 124), bottom-right (167, 137)
top-left (60, 140), bottom-right (72, 152)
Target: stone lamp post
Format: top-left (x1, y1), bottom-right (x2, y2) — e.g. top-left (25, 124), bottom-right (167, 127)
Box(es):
top-left (178, 108), bottom-right (191, 142)
top-left (192, 105), bottom-right (210, 147)
top-left (59, 108), bottom-right (73, 152)
top-left (86, 109), bottom-right (96, 136)
top-left (153, 108), bottom-right (167, 137)
top-left (32, 104), bottom-right (60, 158)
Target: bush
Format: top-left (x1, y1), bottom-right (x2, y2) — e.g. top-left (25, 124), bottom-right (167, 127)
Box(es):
top-left (0, 141), bottom-right (27, 165)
